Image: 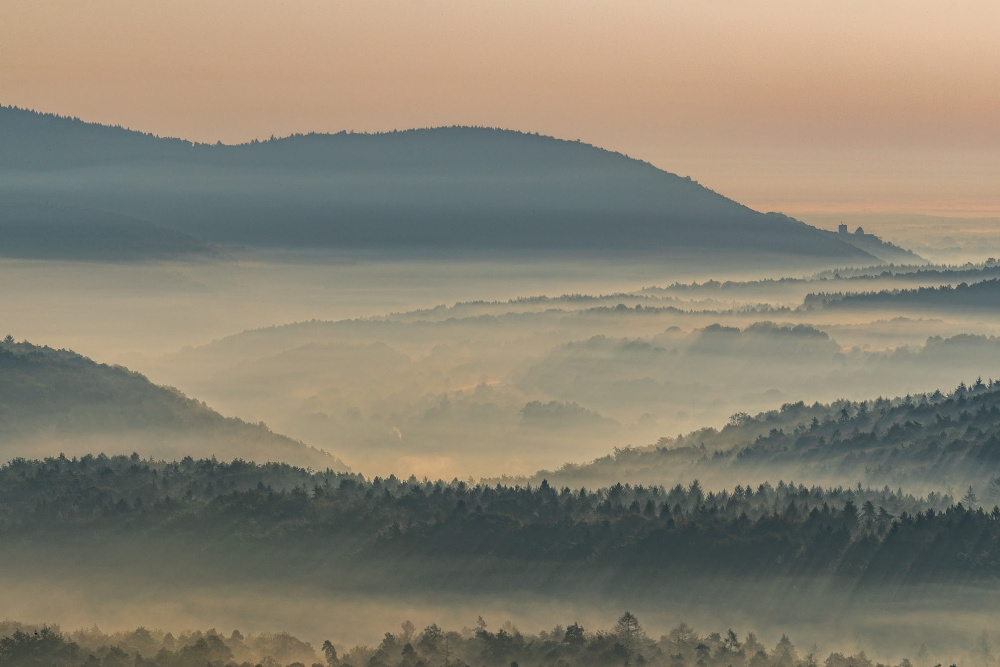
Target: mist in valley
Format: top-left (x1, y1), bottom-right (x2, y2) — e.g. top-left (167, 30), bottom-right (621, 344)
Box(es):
top-left (5, 251), bottom-right (1000, 479)
top-left (2, 78), bottom-right (1000, 665)
top-left (6, 573), bottom-right (1000, 666)
top-left (4, 236), bottom-right (1000, 657)
top-left (41, 254), bottom-right (997, 480)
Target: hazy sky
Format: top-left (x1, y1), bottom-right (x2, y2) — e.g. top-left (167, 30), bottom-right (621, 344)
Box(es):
top-left (3, 1), bottom-right (998, 216)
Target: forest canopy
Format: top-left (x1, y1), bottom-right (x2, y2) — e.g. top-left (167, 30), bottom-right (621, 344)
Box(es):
top-left (0, 614), bottom-right (951, 667)
top-left (1, 451), bottom-right (997, 592)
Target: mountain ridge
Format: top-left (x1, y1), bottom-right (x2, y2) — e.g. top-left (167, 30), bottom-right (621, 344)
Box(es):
top-left (1, 105), bottom-right (893, 263)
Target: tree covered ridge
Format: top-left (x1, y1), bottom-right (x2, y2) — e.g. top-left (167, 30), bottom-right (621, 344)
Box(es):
top-left (803, 278), bottom-right (1000, 310)
top-left (0, 339), bottom-right (200, 422)
top-left (0, 615), bottom-right (950, 667)
top-left (649, 260), bottom-right (1000, 294)
top-left (2, 453), bottom-right (1000, 584)
top-left (541, 379), bottom-right (1000, 490)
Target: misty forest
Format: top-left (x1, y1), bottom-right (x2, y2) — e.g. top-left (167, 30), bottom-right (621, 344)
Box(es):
top-left (3, 105), bottom-right (1000, 667)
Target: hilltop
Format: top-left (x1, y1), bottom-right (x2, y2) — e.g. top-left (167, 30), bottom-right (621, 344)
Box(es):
top-left (0, 106), bottom-right (898, 264)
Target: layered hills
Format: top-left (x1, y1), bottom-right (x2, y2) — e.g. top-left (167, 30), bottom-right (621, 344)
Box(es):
top-left (1, 373), bottom-right (997, 653)
top-left (0, 407), bottom-right (995, 598)
top-left (1, 106), bottom-right (895, 263)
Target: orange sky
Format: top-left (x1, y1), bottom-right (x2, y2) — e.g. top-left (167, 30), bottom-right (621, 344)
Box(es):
top-left (2, 0), bottom-right (998, 216)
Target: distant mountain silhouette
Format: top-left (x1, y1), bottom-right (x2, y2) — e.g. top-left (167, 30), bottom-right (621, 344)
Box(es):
top-left (0, 339), bottom-right (347, 470)
top-left (0, 106), bottom-right (887, 262)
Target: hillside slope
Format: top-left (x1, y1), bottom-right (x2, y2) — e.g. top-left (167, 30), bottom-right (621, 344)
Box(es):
top-left (0, 106), bottom-right (880, 262)
top-left (0, 339), bottom-right (346, 470)
top-left (528, 380), bottom-right (1000, 492)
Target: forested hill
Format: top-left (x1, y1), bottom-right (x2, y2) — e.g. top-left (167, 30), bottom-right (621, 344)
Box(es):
top-left (0, 340), bottom-right (346, 470)
top-left (0, 454), bottom-right (996, 593)
top-left (532, 380), bottom-right (1000, 491)
top-left (0, 106), bottom-right (880, 262)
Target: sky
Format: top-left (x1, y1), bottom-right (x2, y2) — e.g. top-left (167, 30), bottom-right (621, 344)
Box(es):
top-left (2, 1), bottom-right (998, 217)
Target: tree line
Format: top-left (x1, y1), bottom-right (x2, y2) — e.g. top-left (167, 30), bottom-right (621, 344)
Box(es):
top-left (803, 278), bottom-right (1000, 310)
top-left (1, 453), bottom-right (999, 586)
top-left (0, 614), bottom-right (946, 667)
